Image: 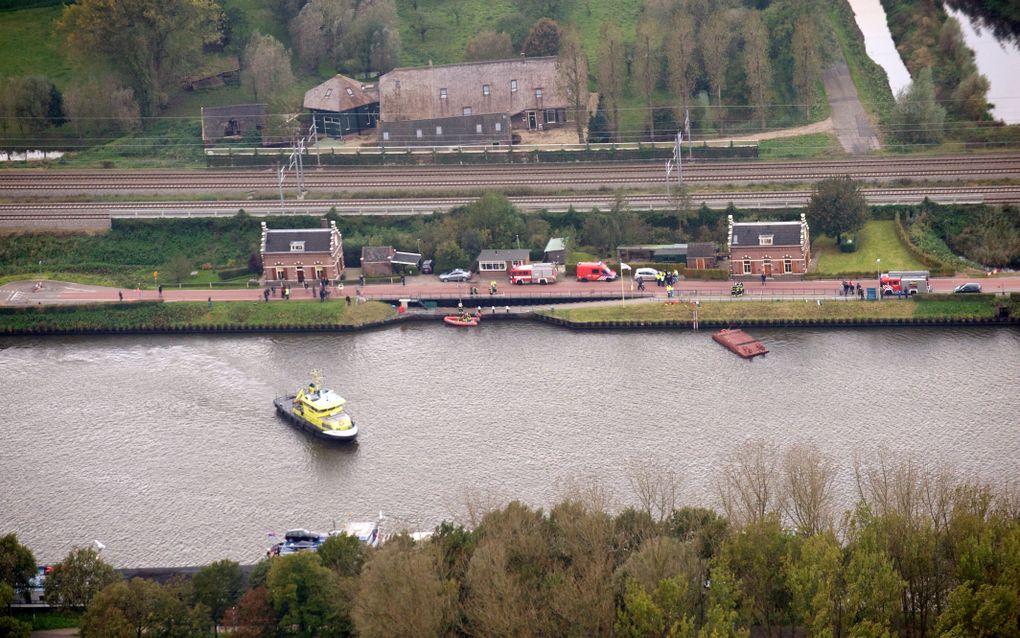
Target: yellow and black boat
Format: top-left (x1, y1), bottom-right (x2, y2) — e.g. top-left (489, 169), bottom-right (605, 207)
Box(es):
top-left (274, 370), bottom-right (358, 441)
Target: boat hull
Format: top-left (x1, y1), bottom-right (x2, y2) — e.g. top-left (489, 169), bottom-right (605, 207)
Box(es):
top-left (274, 396), bottom-right (358, 441)
top-left (712, 329), bottom-right (768, 359)
top-left (444, 315), bottom-right (479, 327)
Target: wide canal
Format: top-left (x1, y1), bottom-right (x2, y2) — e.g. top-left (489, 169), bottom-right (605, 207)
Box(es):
top-left (2, 323), bottom-right (1019, 567)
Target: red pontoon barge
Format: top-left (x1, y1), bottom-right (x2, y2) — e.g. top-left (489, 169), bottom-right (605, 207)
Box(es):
top-left (712, 328), bottom-right (768, 359)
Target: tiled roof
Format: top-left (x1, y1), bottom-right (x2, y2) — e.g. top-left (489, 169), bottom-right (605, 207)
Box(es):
top-left (264, 229), bottom-right (333, 253)
top-left (730, 221), bottom-right (803, 247)
top-left (686, 242), bottom-right (716, 258)
top-left (361, 246), bottom-right (394, 262)
top-left (477, 248), bottom-right (531, 262)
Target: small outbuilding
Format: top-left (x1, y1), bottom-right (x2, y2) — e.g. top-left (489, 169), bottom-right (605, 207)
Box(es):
top-left (543, 237), bottom-right (567, 264)
top-left (476, 248), bottom-right (531, 273)
top-left (360, 246), bottom-right (396, 277)
top-left (304, 74), bottom-right (379, 138)
top-left (261, 221), bottom-right (345, 284)
top-left (685, 242), bottom-right (717, 269)
top-left (201, 104), bottom-right (266, 145)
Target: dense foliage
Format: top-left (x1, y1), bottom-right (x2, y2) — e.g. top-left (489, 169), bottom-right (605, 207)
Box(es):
top-left (5, 448), bottom-right (1019, 637)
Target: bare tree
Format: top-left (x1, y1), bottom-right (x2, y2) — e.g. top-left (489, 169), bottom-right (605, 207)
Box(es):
top-left (743, 11), bottom-right (771, 130)
top-left (665, 12), bottom-right (697, 130)
top-left (717, 439), bottom-right (781, 526)
top-left (597, 21), bottom-right (625, 141)
top-left (353, 543), bottom-right (457, 637)
top-left (781, 443), bottom-right (836, 535)
top-left (700, 11), bottom-right (732, 131)
top-left (556, 27), bottom-right (589, 144)
top-left (628, 461), bottom-right (682, 524)
top-left (632, 17), bottom-right (661, 140)
top-left (464, 31), bottom-right (514, 62)
top-left (852, 448), bottom-right (924, 522)
top-left (791, 15), bottom-right (821, 118)
top-left (243, 32), bottom-right (295, 103)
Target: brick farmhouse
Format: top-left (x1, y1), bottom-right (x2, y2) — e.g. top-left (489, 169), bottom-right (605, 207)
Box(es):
top-left (727, 214), bottom-right (811, 278)
top-left (260, 221), bottom-right (345, 284)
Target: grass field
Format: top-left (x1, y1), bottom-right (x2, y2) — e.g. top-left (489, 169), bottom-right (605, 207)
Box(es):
top-left (0, 5), bottom-right (72, 87)
top-left (0, 299), bottom-right (396, 331)
top-left (543, 295), bottom-right (1003, 323)
top-left (813, 220), bottom-right (924, 274)
top-left (759, 133), bottom-right (844, 160)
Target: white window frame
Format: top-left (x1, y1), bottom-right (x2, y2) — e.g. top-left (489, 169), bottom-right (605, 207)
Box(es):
top-left (463, 106), bottom-right (472, 116)
top-left (382, 131), bottom-right (390, 141)
top-left (482, 84), bottom-right (490, 96)
top-left (759, 235), bottom-right (774, 246)
top-left (495, 122), bottom-right (502, 132)
top-left (743, 259), bottom-right (751, 274)
top-left (435, 126), bottom-right (443, 135)
top-left (535, 87), bottom-right (543, 98)
top-left (440, 88), bottom-right (447, 99)
top-left (784, 259), bottom-right (792, 274)
top-left (324, 88), bottom-right (333, 98)
top-left (511, 259), bottom-right (526, 267)
top-left (416, 129), bottom-right (423, 139)
top-left (290, 241), bottom-right (305, 252)
top-left (345, 87), bottom-right (354, 96)
top-left (511, 79), bottom-right (518, 93)
top-left (475, 123), bottom-right (483, 133)
top-left (545, 109), bottom-right (556, 124)
top-left (479, 261), bottom-right (505, 272)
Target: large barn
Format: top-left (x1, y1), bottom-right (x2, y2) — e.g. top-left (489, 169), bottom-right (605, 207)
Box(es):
top-left (378, 57), bottom-right (573, 146)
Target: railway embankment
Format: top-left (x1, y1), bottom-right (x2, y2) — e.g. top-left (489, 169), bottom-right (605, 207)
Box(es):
top-left (1, 295), bottom-right (1016, 336)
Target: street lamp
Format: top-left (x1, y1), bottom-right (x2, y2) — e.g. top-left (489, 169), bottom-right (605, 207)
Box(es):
top-left (515, 234), bottom-right (521, 249)
top-left (876, 258), bottom-right (881, 301)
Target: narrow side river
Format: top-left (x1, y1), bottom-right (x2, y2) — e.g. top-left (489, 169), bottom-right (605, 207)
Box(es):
top-left (2, 324), bottom-right (1018, 567)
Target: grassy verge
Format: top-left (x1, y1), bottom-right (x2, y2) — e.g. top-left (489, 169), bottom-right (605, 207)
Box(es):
top-left (9, 608), bottom-right (82, 630)
top-left (0, 6), bottom-right (72, 87)
top-left (758, 133), bottom-right (844, 160)
top-left (542, 295), bottom-right (1005, 323)
top-left (0, 300), bottom-right (396, 331)
top-left (813, 220), bottom-right (924, 275)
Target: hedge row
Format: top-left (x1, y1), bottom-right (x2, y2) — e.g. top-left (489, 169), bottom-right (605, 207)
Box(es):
top-left (894, 211), bottom-right (957, 276)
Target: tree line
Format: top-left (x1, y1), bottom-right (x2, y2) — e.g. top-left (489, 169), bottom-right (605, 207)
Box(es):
top-left (3, 442), bottom-right (1018, 637)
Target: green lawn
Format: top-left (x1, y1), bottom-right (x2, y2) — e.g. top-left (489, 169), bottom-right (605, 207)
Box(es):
top-left (813, 220), bottom-right (924, 275)
top-left (0, 299), bottom-right (397, 331)
top-left (543, 296), bottom-right (1001, 323)
top-left (0, 5), bottom-right (72, 87)
top-left (759, 133), bottom-right (844, 160)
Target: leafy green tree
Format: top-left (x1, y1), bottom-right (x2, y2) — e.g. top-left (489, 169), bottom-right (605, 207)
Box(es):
top-left (59, 0), bottom-right (223, 116)
top-left (791, 16), bottom-right (821, 118)
top-left (434, 240), bottom-right (468, 271)
top-left (616, 576), bottom-right (696, 638)
top-left (522, 17), bottom-right (562, 57)
top-left (191, 559), bottom-right (243, 630)
top-left (165, 255), bottom-right (193, 284)
top-left (719, 515), bottom-right (795, 637)
top-left (633, 17), bottom-right (661, 139)
top-left (242, 32), bottom-right (295, 103)
top-left (0, 533), bottom-right (36, 600)
top-left (80, 577), bottom-right (213, 638)
top-left (597, 22), bottom-right (626, 140)
top-left (267, 552), bottom-right (350, 637)
top-left (44, 546), bottom-right (120, 610)
top-left (806, 175), bottom-right (869, 241)
top-left (699, 561), bottom-right (750, 638)
top-left (700, 12), bottom-right (732, 131)
top-left (937, 583), bottom-right (1020, 637)
top-left (743, 12), bottom-right (772, 130)
top-left (318, 534), bottom-right (365, 577)
top-left (890, 67), bottom-right (947, 146)
top-left (665, 13), bottom-right (697, 127)
top-left (352, 543), bottom-right (457, 638)
top-left (786, 532), bottom-right (844, 637)
top-left (557, 27), bottom-right (589, 143)
top-left (0, 614), bottom-right (31, 638)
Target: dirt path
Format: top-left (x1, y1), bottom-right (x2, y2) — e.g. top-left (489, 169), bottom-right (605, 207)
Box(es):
top-left (822, 62), bottom-right (882, 154)
top-left (729, 117), bottom-right (835, 142)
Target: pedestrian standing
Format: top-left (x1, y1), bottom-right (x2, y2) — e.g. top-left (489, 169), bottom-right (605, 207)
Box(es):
top-left (400, 274), bottom-right (406, 286)
top-left (207, 296), bottom-right (212, 309)
top-left (158, 284), bottom-right (163, 298)
top-left (761, 272), bottom-right (766, 287)
top-left (118, 291), bottom-right (123, 302)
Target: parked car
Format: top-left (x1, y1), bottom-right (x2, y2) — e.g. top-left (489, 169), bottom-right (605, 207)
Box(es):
top-left (439, 268), bottom-right (472, 282)
top-left (954, 282), bottom-right (982, 293)
top-left (633, 267), bottom-right (662, 282)
top-left (420, 259), bottom-right (434, 274)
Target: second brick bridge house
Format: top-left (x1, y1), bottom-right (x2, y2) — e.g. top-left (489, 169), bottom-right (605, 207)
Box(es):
top-left (260, 221), bottom-right (345, 285)
top-left (727, 214), bottom-right (811, 278)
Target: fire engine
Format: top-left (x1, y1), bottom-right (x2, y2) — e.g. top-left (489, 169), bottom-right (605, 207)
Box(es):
top-left (509, 262), bottom-right (558, 285)
top-left (880, 270), bottom-right (930, 296)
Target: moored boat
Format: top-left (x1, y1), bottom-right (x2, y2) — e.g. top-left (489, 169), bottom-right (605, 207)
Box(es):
top-left (712, 328), bottom-right (768, 359)
top-left (274, 370), bottom-right (358, 441)
top-left (444, 312), bottom-right (481, 327)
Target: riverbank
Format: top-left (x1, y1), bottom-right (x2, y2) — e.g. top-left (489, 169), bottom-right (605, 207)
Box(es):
top-left (1, 295), bottom-right (1017, 336)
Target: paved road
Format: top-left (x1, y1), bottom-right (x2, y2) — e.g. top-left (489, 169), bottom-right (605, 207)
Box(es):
top-left (2, 276), bottom-right (1017, 308)
top-left (823, 63), bottom-right (882, 155)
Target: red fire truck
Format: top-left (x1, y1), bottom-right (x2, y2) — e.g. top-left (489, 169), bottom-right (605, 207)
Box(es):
top-left (509, 263), bottom-right (558, 285)
top-left (880, 270), bottom-right (930, 296)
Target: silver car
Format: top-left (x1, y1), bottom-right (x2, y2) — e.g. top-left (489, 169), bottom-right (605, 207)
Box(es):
top-left (439, 268), bottom-right (472, 282)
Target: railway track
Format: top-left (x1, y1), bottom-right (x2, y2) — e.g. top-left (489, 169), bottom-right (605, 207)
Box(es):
top-left (2, 186), bottom-right (1017, 222)
top-left (2, 154), bottom-right (1019, 194)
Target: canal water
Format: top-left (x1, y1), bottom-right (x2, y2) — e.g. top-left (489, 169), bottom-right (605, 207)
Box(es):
top-left (847, 0), bottom-right (912, 96)
top-left (946, 8), bottom-right (1020, 124)
top-left (2, 324), bottom-right (1019, 567)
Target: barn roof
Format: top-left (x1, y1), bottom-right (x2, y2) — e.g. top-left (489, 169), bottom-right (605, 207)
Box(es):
top-left (379, 57), bottom-right (565, 122)
top-left (730, 221), bottom-right (804, 247)
top-left (304, 75), bottom-right (379, 113)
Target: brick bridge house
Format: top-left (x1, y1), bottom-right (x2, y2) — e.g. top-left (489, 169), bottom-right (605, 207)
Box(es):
top-left (260, 221), bottom-right (345, 284)
top-left (727, 214), bottom-right (811, 279)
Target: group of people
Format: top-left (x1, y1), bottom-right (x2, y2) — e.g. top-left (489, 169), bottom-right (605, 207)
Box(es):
top-left (841, 280), bottom-right (864, 299)
top-left (265, 286), bottom-right (291, 301)
top-left (468, 281), bottom-right (499, 296)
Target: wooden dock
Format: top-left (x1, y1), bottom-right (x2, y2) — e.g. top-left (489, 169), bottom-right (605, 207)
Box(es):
top-left (712, 328), bottom-right (768, 359)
